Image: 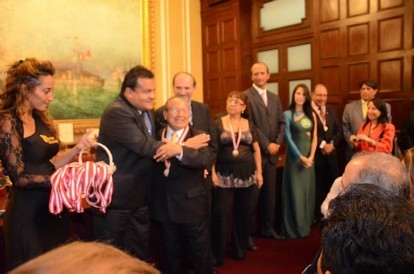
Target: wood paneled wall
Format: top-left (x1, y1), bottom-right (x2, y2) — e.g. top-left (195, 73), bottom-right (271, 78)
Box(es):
top-left (201, 0), bottom-right (414, 133)
top-left (201, 0), bottom-right (252, 115)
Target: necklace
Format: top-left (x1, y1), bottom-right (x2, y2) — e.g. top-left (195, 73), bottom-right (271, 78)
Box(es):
top-left (228, 117), bottom-right (242, 157)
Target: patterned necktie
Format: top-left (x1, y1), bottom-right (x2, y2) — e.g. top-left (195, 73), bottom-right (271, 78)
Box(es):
top-left (319, 106), bottom-right (326, 122)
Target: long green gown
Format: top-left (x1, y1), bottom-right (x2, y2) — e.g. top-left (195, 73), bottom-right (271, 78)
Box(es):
top-left (281, 110), bottom-right (315, 238)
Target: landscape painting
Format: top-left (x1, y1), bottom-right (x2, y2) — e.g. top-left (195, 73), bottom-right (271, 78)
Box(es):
top-left (0, 0), bottom-right (141, 119)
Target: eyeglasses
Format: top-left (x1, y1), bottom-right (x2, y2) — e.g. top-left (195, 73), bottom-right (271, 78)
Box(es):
top-left (226, 99), bottom-right (245, 106)
top-left (167, 108), bottom-right (189, 114)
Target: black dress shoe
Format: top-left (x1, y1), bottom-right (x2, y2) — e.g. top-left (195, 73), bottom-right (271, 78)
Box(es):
top-left (261, 229), bottom-right (285, 240)
top-left (247, 236), bottom-right (257, 251)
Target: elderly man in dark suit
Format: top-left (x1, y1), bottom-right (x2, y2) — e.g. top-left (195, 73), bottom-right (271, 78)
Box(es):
top-left (155, 72), bottom-right (216, 213)
top-left (151, 96), bottom-right (216, 274)
top-left (311, 83), bottom-right (342, 221)
top-left (95, 66), bottom-right (209, 261)
top-left (244, 62), bottom-right (285, 245)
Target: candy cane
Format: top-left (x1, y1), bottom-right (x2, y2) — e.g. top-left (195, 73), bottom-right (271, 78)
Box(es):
top-left (49, 143), bottom-right (116, 214)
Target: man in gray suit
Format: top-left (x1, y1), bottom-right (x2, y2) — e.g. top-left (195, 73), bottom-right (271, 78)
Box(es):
top-left (244, 62), bottom-right (285, 245)
top-left (342, 80), bottom-right (392, 163)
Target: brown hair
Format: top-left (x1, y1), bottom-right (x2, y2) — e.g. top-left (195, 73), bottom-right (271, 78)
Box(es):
top-left (0, 58), bottom-right (57, 136)
top-left (9, 241), bottom-right (161, 274)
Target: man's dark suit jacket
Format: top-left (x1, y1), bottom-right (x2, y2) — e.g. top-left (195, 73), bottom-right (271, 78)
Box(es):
top-left (314, 105), bottom-right (343, 165)
top-left (244, 87), bottom-right (285, 164)
top-left (155, 100), bottom-right (217, 167)
top-left (402, 110), bottom-right (414, 151)
top-left (97, 95), bottom-right (163, 210)
top-left (150, 127), bottom-right (215, 223)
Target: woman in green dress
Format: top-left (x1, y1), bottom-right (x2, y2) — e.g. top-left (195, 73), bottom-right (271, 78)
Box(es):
top-left (281, 84), bottom-right (317, 238)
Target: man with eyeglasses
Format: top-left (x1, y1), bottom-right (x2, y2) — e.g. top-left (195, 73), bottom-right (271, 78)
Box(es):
top-left (244, 62), bottom-right (286, 248)
top-left (151, 96), bottom-right (216, 274)
top-left (95, 66), bottom-right (209, 262)
top-left (154, 72), bottom-right (217, 220)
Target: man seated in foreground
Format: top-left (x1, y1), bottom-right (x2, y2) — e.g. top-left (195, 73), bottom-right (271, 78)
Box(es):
top-left (318, 183), bottom-right (414, 274)
top-left (9, 241), bottom-right (160, 274)
top-left (320, 151), bottom-right (411, 217)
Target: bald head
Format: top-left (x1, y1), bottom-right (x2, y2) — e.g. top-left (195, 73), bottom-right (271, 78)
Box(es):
top-left (342, 152), bottom-right (410, 199)
top-left (172, 72), bottom-right (196, 102)
top-left (312, 83), bottom-right (328, 107)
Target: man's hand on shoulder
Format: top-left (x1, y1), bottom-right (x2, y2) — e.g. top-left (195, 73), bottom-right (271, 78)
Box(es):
top-left (183, 133), bottom-right (210, 149)
top-left (154, 143), bottom-right (182, 162)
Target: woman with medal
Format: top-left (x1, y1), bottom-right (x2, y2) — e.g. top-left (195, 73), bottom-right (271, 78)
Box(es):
top-left (281, 84), bottom-right (317, 239)
top-left (210, 91), bottom-right (263, 266)
top-left (349, 97), bottom-right (395, 153)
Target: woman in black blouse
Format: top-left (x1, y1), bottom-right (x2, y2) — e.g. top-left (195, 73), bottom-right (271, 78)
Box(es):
top-left (210, 91), bottom-right (263, 266)
top-left (0, 58), bottom-right (95, 270)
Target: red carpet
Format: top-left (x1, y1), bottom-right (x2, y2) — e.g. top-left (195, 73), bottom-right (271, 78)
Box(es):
top-left (214, 226), bottom-right (321, 274)
top-left (1, 184), bottom-right (321, 274)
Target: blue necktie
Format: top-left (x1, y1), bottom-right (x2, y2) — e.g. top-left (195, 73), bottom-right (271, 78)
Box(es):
top-left (142, 111), bottom-right (152, 135)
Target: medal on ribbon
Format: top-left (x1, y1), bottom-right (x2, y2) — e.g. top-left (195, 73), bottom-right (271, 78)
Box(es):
top-left (163, 126), bottom-right (189, 177)
top-left (228, 118), bottom-right (242, 158)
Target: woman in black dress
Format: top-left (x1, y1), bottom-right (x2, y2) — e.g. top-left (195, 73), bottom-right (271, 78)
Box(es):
top-left (211, 91), bottom-right (263, 265)
top-left (0, 58), bottom-right (95, 270)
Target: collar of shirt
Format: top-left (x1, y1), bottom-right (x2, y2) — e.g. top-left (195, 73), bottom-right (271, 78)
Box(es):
top-left (361, 99), bottom-right (368, 105)
top-left (166, 126), bottom-right (185, 142)
top-left (311, 101), bottom-right (319, 112)
top-left (312, 101), bottom-right (325, 113)
top-left (188, 101), bottom-right (193, 126)
top-left (253, 84), bottom-right (267, 96)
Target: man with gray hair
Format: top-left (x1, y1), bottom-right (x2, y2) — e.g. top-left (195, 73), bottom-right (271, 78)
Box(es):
top-left (341, 152), bottom-right (409, 198)
top-left (303, 152), bottom-right (411, 274)
top-left (320, 152), bottom-right (410, 218)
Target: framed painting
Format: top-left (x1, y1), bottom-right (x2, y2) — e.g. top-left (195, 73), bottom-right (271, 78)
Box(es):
top-left (0, 0), bottom-right (155, 143)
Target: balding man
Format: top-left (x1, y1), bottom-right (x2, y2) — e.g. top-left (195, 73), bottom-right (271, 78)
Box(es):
top-left (244, 62), bottom-right (285, 243)
top-left (151, 96), bottom-right (215, 274)
top-left (155, 72), bottom-right (216, 146)
top-left (311, 83), bottom-right (342, 221)
top-left (303, 151), bottom-right (411, 274)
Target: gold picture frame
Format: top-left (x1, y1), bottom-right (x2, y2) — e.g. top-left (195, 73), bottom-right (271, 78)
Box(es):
top-left (53, 0), bottom-right (155, 143)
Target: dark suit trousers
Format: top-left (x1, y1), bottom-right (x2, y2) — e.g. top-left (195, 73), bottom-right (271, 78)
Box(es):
top-left (256, 159), bottom-right (277, 233)
top-left (211, 185), bottom-right (257, 263)
top-left (161, 220), bottom-right (212, 274)
top-left (314, 151), bottom-right (339, 217)
top-left (94, 205), bottom-right (150, 260)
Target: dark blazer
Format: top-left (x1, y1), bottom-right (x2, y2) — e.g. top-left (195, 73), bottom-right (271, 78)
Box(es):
top-left (314, 106), bottom-right (342, 166)
top-left (150, 127), bottom-right (215, 223)
top-left (155, 100), bottom-right (217, 167)
top-left (97, 95), bottom-right (163, 210)
top-left (244, 87), bottom-right (285, 164)
top-left (402, 110), bottom-right (414, 151)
